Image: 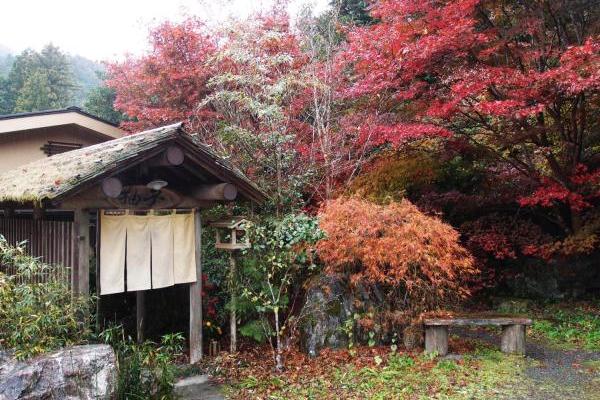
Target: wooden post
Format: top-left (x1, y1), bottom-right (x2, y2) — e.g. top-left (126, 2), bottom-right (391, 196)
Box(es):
top-left (425, 326), bottom-right (448, 356)
top-left (229, 253), bottom-right (237, 353)
top-left (137, 291), bottom-right (145, 343)
top-left (95, 210), bottom-right (102, 333)
top-left (501, 324), bottom-right (526, 354)
top-left (73, 209), bottom-right (90, 296)
top-left (189, 210), bottom-right (203, 364)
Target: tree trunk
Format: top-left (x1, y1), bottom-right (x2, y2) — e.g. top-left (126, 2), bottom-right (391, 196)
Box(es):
top-left (274, 308), bottom-right (283, 372)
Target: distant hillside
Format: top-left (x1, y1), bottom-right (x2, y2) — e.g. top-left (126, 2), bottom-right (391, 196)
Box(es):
top-left (0, 46), bottom-right (104, 107)
top-left (0, 45), bottom-right (14, 77)
top-left (69, 55), bottom-right (104, 106)
top-left (0, 54), bottom-right (14, 77)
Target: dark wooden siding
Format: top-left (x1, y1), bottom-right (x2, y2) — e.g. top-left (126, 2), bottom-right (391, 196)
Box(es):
top-left (0, 218), bottom-right (73, 287)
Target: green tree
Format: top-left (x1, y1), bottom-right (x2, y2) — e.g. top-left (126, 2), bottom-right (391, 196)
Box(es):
top-left (199, 11), bottom-right (310, 214)
top-left (333, 0), bottom-right (373, 25)
top-left (9, 44), bottom-right (75, 113)
top-left (84, 85), bottom-right (124, 124)
top-left (240, 214), bottom-right (323, 371)
top-left (14, 70), bottom-right (58, 112)
top-left (0, 76), bottom-right (13, 114)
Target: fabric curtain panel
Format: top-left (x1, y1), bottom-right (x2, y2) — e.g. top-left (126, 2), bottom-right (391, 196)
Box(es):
top-left (99, 210), bottom-right (197, 295)
top-left (100, 214), bottom-right (127, 295)
top-left (173, 212), bottom-right (196, 284)
top-left (125, 214), bottom-right (152, 291)
top-left (149, 214), bottom-right (175, 289)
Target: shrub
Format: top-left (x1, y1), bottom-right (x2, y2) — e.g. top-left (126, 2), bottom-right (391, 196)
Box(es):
top-left (100, 325), bottom-right (184, 400)
top-left (0, 236), bottom-right (92, 360)
top-left (348, 151), bottom-right (440, 203)
top-left (317, 198), bottom-right (478, 316)
top-left (240, 213), bottom-right (324, 371)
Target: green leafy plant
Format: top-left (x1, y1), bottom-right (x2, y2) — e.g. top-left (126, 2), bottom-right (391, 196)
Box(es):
top-left (0, 236), bottom-right (92, 360)
top-left (240, 213), bottom-right (324, 371)
top-left (531, 308), bottom-right (600, 350)
top-left (100, 325), bottom-right (184, 400)
top-left (240, 319), bottom-right (269, 343)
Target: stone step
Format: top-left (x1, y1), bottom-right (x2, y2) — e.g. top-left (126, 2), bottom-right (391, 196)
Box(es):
top-left (174, 375), bottom-right (224, 400)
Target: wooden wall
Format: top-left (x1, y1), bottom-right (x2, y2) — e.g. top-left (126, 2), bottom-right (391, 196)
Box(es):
top-left (0, 217), bottom-right (74, 288)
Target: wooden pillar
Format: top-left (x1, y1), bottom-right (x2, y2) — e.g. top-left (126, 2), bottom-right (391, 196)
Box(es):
top-left (501, 324), bottom-right (526, 354)
top-left (95, 210), bottom-right (102, 333)
top-left (73, 209), bottom-right (90, 296)
top-left (137, 291), bottom-right (145, 343)
top-left (425, 326), bottom-right (448, 356)
top-left (189, 210), bottom-right (203, 364)
top-left (229, 253), bottom-right (237, 353)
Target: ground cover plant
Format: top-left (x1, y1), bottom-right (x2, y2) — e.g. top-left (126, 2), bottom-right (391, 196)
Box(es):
top-left (0, 236), bottom-right (92, 360)
top-left (100, 325), bottom-right (185, 400)
top-left (529, 302), bottom-right (600, 351)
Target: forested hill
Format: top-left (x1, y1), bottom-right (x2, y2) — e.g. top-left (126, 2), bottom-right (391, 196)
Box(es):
top-left (0, 44), bottom-right (105, 114)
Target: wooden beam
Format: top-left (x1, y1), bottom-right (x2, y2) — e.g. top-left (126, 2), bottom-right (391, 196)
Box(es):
top-left (189, 210), bottom-right (203, 364)
top-left (137, 291), bottom-right (145, 344)
top-left (60, 186), bottom-right (214, 210)
top-left (147, 146), bottom-right (185, 167)
top-left (74, 209), bottom-right (90, 296)
top-left (192, 183), bottom-right (237, 201)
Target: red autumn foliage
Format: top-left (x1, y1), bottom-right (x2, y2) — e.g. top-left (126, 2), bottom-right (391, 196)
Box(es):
top-left (317, 197), bottom-right (478, 312)
top-left (106, 18), bottom-right (218, 132)
top-left (343, 0), bottom-right (600, 240)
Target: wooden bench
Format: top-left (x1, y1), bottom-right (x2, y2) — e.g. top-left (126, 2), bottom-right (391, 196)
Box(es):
top-left (423, 317), bottom-right (532, 356)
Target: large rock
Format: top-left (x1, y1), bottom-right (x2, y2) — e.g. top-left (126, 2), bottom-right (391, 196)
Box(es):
top-left (0, 345), bottom-right (117, 400)
top-left (300, 274), bottom-right (354, 357)
top-left (300, 274), bottom-right (409, 357)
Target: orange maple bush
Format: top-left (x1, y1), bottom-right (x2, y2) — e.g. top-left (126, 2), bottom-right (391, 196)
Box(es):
top-left (317, 197), bottom-right (478, 313)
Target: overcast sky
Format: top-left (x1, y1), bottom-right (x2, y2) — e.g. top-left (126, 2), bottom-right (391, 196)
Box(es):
top-left (0, 0), bottom-right (330, 61)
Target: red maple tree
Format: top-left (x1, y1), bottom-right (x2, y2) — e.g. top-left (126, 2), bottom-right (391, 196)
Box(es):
top-left (318, 197), bottom-right (478, 313)
top-left (106, 18), bottom-right (219, 132)
top-left (343, 0), bottom-right (600, 248)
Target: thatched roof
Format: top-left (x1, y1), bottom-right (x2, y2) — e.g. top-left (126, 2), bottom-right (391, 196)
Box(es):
top-left (0, 123), bottom-right (267, 204)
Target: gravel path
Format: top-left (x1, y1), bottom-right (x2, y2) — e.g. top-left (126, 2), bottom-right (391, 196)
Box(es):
top-left (454, 327), bottom-right (600, 400)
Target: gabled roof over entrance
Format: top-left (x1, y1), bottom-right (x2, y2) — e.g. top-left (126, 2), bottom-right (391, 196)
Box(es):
top-left (0, 123), bottom-right (267, 205)
top-left (0, 106), bottom-right (124, 140)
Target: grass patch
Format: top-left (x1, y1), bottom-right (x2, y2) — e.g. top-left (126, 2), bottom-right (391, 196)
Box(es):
top-left (529, 305), bottom-right (600, 351)
top-left (219, 347), bottom-right (529, 399)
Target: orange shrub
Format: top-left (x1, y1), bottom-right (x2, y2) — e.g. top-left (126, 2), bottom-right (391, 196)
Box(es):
top-left (317, 197), bottom-right (478, 314)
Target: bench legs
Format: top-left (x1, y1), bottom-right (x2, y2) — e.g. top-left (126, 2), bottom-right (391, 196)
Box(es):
top-left (425, 324), bottom-right (526, 356)
top-left (501, 324), bottom-right (526, 354)
top-left (425, 326), bottom-right (448, 356)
